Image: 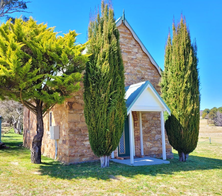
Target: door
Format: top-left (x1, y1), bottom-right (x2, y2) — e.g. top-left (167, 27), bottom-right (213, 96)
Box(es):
top-left (118, 116), bottom-right (130, 157)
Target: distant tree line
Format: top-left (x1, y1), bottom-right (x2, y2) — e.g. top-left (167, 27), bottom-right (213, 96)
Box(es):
top-left (202, 107), bottom-right (222, 126)
top-left (0, 100), bottom-right (23, 134)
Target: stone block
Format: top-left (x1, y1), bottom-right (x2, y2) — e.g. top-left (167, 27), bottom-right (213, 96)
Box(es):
top-left (80, 115), bottom-right (85, 122)
top-left (68, 113), bottom-right (80, 122)
top-left (70, 128), bottom-right (81, 135)
top-left (155, 135), bottom-right (161, 140)
top-left (72, 103), bottom-right (83, 110)
top-left (122, 53), bottom-right (128, 61)
top-left (150, 147), bottom-right (158, 151)
top-left (83, 141), bottom-right (90, 145)
top-left (62, 140), bottom-right (66, 144)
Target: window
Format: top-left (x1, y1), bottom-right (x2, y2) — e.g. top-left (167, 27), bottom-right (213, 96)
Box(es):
top-left (49, 112), bottom-right (52, 127)
top-left (49, 111), bottom-right (53, 134)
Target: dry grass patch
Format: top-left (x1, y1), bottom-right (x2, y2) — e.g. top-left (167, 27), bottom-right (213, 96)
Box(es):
top-left (199, 119), bottom-right (222, 143)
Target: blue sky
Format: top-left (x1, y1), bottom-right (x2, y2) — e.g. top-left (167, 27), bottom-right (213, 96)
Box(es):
top-left (3, 0), bottom-right (222, 110)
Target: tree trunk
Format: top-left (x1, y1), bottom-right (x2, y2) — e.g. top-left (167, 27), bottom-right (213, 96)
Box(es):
top-left (178, 152), bottom-right (189, 162)
top-left (12, 116), bottom-right (18, 134)
top-left (100, 155), bottom-right (110, 168)
top-left (31, 102), bottom-right (43, 164)
top-left (13, 121), bottom-right (18, 133)
top-left (13, 119), bottom-right (22, 134)
top-left (17, 118), bottom-right (22, 134)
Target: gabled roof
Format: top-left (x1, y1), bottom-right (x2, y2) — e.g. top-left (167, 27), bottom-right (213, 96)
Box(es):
top-left (115, 12), bottom-right (162, 75)
top-left (125, 81), bottom-right (171, 115)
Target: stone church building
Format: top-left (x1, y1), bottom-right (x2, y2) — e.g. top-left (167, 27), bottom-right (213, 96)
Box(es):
top-left (23, 14), bottom-right (173, 164)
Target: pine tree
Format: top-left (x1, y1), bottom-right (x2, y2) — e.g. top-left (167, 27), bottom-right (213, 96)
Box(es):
top-left (84, 1), bottom-right (126, 168)
top-left (0, 18), bottom-right (88, 163)
top-left (161, 17), bottom-right (200, 162)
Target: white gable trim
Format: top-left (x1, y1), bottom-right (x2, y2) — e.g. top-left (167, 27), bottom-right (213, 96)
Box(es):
top-left (126, 81), bottom-right (171, 115)
top-left (147, 83), bottom-right (171, 114)
top-left (116, 18), bottom-right (161, 75)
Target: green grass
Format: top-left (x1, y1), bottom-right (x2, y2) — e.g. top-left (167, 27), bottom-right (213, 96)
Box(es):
top-left (1, 130), bottom-right (222, 195)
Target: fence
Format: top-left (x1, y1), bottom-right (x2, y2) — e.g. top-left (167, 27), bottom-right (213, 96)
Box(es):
top-left (198, 137), bottom-right (222, 145)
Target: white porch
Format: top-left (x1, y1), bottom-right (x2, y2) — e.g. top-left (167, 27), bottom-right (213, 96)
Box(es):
top-left (111, 81), bottom-right (171, 166)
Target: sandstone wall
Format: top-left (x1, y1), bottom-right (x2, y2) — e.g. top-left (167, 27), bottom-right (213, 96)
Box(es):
top-left (23, 87), bottom-right (99, 164)
top-left (118, 23), bottom-right (161, 92)
top-left (23, 107), bottom-right (36, 149)
top-left (132, 111), bottom-right (172, 159)
top-left (23, 102), bottom-right (70, 163)
top-left (66, 85), bottom-right (98, 163)
top-left (142, 112), bottom-right (172, 158)
top-left (118, 23), bottom-right (172, 159)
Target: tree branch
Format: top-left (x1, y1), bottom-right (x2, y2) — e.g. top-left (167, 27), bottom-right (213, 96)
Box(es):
top-left (43, 103), bottom-right (56, 118)
top-left (23, 100), bottom-right (36, 114)
top-left (0, 1), bottom-right (31, 18)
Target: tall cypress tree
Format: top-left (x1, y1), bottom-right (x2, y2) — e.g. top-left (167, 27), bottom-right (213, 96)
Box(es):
top-left (84, 1), bottom-right (126, 168)
top-left (161, 17), bottom-right (200, 162)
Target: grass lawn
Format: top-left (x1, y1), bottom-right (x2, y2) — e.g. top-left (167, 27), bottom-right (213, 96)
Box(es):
top-left (0, 129), bottom-right (222, 196)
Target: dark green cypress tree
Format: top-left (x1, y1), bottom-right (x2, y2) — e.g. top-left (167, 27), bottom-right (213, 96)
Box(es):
top-left (84, 1), bottom-right (126, 168)
top-left (161, 17), bottom-right (200, 162)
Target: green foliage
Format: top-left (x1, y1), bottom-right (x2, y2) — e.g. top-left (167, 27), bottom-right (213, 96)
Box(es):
top-left (202, 113), bottom-right (207, 119)
top-left (84, 1), bottom-right (126, 157)
top-left (0, 18), bottom-right (88, 163)
top-left (203, 108), bottom-right (210, 113)
top-left (208, 109), bottom-right (217, 121)
top-left (0, 18), bottom-right (88, 115)
top-left (202, 107), bottom-right (222, 125)
top-left (161, 17), bottom-right (200, 156)
top-left (218, 107), bottom-right (222, 113)
top-left (207, 107), bottom-right (222, 125)
top-left (202, 108), bottom-right (210, 119)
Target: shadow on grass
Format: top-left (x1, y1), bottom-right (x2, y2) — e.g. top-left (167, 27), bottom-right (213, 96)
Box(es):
top-left (1, 132), bottom-right (25, 152)
top-left (2, 131), bottom-right (222, 181)
top-left (37, 154), bottom-right (222, 181)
